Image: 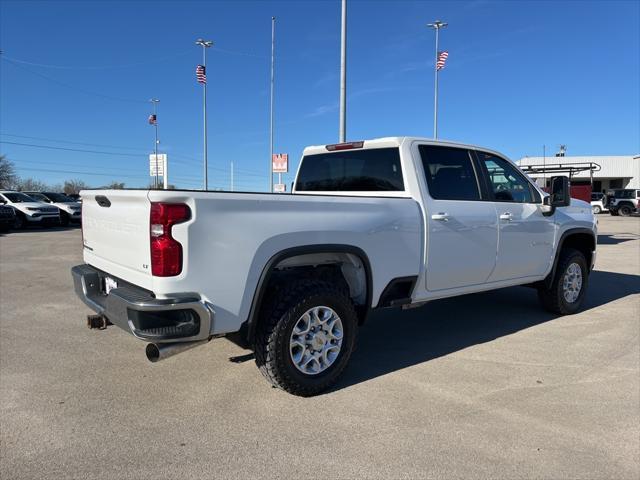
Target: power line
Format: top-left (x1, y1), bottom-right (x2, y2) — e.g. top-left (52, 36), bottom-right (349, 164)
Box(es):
top-left (1, 141), bottom-right (146, 157)
top-left (0, 133), bottom-right (147, 151)
top-left (0, 51), bottom-right (193, 70)
top-left (1, 58), bottom-right (148, 104)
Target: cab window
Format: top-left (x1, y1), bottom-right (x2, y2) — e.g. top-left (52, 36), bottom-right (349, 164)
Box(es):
top-left (418, 145), bottom-right (481, 201)
top-left (477, 152), bottom-right (534, 203)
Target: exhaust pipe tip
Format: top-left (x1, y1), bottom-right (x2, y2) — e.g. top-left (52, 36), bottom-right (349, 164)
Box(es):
top-left (145, 338), bottom-right (211, 363)
top-left (145, 343), bottom-right (161, 363)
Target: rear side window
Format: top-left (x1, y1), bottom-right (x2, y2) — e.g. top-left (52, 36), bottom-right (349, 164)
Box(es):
top-left (295, 147), bottom-right (404, 191)
top-left (419, 145), bottom-right (481, 201)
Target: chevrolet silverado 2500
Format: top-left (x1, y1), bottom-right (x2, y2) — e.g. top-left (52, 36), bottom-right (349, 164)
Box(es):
top-left (72, 137), bottom-right (597, 396)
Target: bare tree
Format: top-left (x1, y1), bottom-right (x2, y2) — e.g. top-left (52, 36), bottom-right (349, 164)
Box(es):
top-left (15, 177), bottom-right (50, 192)
top-left (63, 179), bottom-right (89, 195)
top-left (104, 181), bottom-right (125, 189)
top-left (0, 155), bottom-right (17, 189)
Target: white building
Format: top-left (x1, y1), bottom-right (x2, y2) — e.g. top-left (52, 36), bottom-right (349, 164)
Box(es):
top-left (518, 155), bottom-right (640, 193)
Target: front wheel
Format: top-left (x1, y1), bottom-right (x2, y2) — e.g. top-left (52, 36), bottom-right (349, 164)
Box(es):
top-left (59, 212), bottom-right (69, 227)
top-left (592, 205), bottom-right (602, 214)
top-left (538, 248), bottom-right (588, 315)
top-left (254, 280), bottom-right (358, 396)
top-left (14, 213), bottom-right (25, 230)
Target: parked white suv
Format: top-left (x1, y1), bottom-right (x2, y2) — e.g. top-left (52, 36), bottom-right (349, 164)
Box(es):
top-left (72, 137), bottom-right (597, 396)
top-left (0, 191), bottom-right (60, 229)
top-left (23, 191), bottom-right (81, 226)
top-left (606, 189), bottom-right (640, 216)
top-left (590, 192), bottom-right (608, 214)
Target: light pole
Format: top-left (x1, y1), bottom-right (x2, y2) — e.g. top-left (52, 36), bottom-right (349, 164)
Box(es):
top-left (427, 19), bottom-right (447, 139)
top-left (150, 98), bottom-right (160, 188)
top-left (339, 0), bottom-right (347, 143)
top-left (196, 38), bottom-right (213, 190)
top-left (269, 17), bottom-right (275, 193)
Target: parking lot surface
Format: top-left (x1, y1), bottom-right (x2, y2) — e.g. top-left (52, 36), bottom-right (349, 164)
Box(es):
top-left (1, 216), bottom-right (639, 479)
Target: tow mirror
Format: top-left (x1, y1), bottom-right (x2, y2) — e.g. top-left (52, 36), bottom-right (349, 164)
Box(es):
top-left (549, 176), bottom-right (570, 207)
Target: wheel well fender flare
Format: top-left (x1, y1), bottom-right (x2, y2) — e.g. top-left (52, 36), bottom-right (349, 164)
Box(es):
top-left (545, 228), bottom-right (596, 288)
top-left (244, 244), bottom-right (373, 345)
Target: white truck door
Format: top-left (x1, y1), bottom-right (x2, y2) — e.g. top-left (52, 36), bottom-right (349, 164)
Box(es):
top-left (475, 151), bottom-right (555, 281)
top-left (417, 145), bottom-right (498, 291)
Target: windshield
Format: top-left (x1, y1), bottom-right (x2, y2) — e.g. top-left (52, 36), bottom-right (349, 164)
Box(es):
top-left (44, 192), bottom-right (74, 202)
top-left (295, 147), bottom-right (404, 192)
top-left (3, 192), bottom-right (38, 203)
top-left (26, 193), bottom-right (49, 202)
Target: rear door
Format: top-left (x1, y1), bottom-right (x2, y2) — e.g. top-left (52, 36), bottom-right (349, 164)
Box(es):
top-left (81, 190), bottom-right (153, 289)
top-left (474, 151), bottom-right (555, 281)
top-left (417, 145), bottom-right (498, 291)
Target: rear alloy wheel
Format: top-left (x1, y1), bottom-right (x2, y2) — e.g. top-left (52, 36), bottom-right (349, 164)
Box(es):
top-left (254, 280), bottom-right (358, 396)
top-left (592, 205), bottom-right (602, 214)
top-left (538, 248), bottom-right (588, 315)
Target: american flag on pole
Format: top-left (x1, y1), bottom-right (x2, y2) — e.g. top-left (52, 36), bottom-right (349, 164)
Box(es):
top-left (436, 51), bottom-right (449, 71)
top-left (148, 114), bottom-right (157, 125)
top-left (196, 64), bottom-right (207, 84)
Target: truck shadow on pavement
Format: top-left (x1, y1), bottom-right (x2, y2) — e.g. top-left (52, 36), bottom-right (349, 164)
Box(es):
top-left (333, 270), bottom-right (640, 393)
top-left (598, 234), bottom-right (639, 245)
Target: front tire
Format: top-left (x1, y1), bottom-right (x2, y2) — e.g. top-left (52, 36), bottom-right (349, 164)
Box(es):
top-left (59, 212), bottom-right (70, 227)
top-left (538, 248), bottom-right (588, 315)
top-left (14, 213), bottom-right (25, 230)
top-left (254, 280), bottom-right (358, 396)
top-left (592, 205), bottom-right (602, 214)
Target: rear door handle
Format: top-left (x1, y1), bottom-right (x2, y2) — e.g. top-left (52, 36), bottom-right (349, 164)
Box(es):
top-left (499, 212), bottom-right (512, 222)
top-left (431, 213), bottom-right (450, 222)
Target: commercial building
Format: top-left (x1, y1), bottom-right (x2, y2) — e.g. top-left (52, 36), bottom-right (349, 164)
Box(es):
top-left (518, 155), bottom-right (640, 193)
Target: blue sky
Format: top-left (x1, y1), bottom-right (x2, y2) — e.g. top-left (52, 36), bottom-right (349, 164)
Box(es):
top-left (1, 0), bottom-right (638, 191)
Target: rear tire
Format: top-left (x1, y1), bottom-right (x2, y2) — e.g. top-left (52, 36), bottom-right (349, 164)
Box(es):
top-left (538, 248), bottom-right (588, 315)
top-left (254, 280), bottom-right (358, 396)
top-left (618, 204), bottom-right (633, 216)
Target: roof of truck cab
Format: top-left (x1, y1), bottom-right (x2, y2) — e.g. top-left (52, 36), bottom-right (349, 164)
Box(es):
top-left (301, 137), bottom-right (507, 157)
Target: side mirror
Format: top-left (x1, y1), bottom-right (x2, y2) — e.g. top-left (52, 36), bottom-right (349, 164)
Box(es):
top-left (549, 176), bottom-right (571, 207)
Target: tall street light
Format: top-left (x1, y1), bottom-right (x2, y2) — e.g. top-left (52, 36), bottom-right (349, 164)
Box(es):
top-left (150, 98), bottom-right (160, 188)
top-left (196, 38), bottom-right (213, 190)
top-left (339, 0), bottom-right (347, 143)
top-left (427, 19), bottom-right (447, 139)
top-left (269, 17), bottom-right (276, 193)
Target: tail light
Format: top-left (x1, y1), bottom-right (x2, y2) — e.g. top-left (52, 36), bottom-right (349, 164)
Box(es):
top-left (150, 202), bottom-right (191, 277)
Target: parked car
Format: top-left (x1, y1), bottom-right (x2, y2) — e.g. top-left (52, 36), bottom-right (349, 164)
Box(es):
top-left (23, 191), bottom-right (81, 226)
top-left (606, 189), bottom-right (640, 216)
top-left (0, 191), bottom-right (60, 229)
top-left (66, 193), bottom-right (81, 202)
top-left (71, 137), bottom-right (597, 396)
top-left (0, 204), bottom-right (16, 232)
top-left (590, 192), bottom-right (608, 214)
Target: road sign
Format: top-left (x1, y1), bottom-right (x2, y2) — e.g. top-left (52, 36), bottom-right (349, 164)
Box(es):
top-left (274, 183), bottom-right (286, 193)
top-left (149, 154), bottom-right (167, 176)
top-left (272, 153), bottom-right (288, 173)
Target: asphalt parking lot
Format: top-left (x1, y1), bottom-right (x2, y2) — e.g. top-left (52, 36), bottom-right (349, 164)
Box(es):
top-left (1, 216), bottom-right (639, 479)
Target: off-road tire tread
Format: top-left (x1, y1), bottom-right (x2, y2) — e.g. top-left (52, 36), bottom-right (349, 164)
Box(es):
top-left (254, 279), bottom-right (357, 396)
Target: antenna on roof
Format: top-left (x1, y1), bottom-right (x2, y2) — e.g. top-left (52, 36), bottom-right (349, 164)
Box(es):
top-left (556, 145), bottom-right (567, 157)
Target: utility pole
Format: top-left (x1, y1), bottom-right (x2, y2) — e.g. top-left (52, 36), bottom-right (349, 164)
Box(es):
top-left (269, 16), bottom-right (276, 193)
top-left (150, 98), bottom-right (160, 188)
top-left (196, 38), bottom-right (213, 190)
top-left (427, 19), bottom-right (447, 139)
top-left (339, 0), bottom-right (347, 143)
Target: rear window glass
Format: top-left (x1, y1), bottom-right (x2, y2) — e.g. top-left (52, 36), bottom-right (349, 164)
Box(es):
top-left (419, 145), bottom-right (480, 201)
top-left (295, 147), bottom-right (404, 192)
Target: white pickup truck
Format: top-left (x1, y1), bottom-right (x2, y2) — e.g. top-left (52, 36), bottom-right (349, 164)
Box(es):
top-left (72, 137), bottom-right (597, 396)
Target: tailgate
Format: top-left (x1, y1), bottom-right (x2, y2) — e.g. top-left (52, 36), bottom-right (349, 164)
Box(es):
top-left (81, 190), bottom-right (153, 290)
